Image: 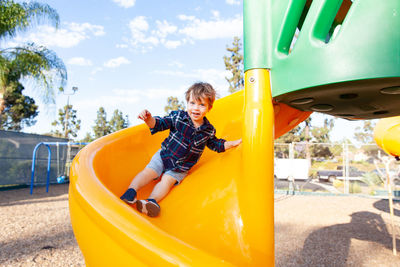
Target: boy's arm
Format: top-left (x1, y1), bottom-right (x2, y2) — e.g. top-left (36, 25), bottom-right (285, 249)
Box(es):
top-left (207, 136), bottom-right (242, 152)
top-left (138, 109), bottom-right (175, 134)
top-left (138, 109), bottom-right (156, 128)
top-left (206, 134), bottom-right (226, 153)
top-left (224, 139), bottom-right (242, 150)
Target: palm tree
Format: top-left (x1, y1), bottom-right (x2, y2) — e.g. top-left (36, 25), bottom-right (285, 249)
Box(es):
top-left (0, 0), bottom-right (67, 115)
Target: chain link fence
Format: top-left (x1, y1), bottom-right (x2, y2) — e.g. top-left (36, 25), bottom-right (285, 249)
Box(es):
top-left (275, 142), bottom-right (400, 197)
top-left (0, 130), bottom-right (84, 188)
top-left (2, 129), bottom-right (398, 197)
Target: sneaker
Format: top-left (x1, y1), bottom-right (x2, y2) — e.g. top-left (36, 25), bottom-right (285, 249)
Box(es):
top-left (136, 199), bottom-right (160, 217)
top-left (120, 188), bottom-right (137, 204)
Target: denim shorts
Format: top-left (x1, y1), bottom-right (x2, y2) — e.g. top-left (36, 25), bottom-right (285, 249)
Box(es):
top-left (146, 149), bottom-right (188, 184)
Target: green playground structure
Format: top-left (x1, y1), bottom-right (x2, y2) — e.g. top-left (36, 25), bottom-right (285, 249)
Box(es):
top-left (245, 0), bottom-right (400, 119)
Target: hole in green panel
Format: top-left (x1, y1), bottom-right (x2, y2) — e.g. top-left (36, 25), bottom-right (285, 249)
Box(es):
top-left (277, 0), bottom-right (309, 55)
top-left (322, 0), bottom-right (353, 43)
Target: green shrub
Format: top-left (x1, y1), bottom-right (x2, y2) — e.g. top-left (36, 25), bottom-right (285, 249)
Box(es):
top-left (362, 172), bottom-right (383, 186)
top-left (350, 181), bottom-right (362, 194)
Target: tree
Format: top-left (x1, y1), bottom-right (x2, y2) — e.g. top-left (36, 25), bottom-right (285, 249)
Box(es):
top-left (310, 117), bottom-right (335, 158)
top-left (109, 109), bottom-right (129, 132)
top-left (275, 115), bottom-right (336, 158)
top-left (354, 120), bottom-right (383, 158)
top-left (354, 120), bottom-right (375, 144)
top-left (92, 107), bottom-right (130, 139)
top-left (224, 36), bottom-right (244, 93)
top-left (80, 132), bottom-right (94, 143)
top-left (311, 117), bottom-right (334, 143)
top-left (0, 0), bottom-right (60, 39)
top-left (93, 107), bottom-right (110, 139)
top-left (164, 96), bottom-right (185, 114)
top-left (51, 104), bottom-right (81, 139)
top-left (0, 1), bottom-right (67, 115)
top-left (0, 82), bottom-right (38, 130)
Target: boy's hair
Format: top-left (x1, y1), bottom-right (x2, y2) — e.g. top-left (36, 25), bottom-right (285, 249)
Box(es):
top-left (185, 82), bottom-right (216, 108)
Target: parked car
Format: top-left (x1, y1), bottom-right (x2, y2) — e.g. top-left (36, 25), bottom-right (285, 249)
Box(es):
top-left (317, 166), bottom-right (365, 182)
top-left (274, 159), bottom-right (310, 180)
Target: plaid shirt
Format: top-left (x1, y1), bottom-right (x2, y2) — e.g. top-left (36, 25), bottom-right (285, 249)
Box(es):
top-left (150, 110), bottom-right (226, 172)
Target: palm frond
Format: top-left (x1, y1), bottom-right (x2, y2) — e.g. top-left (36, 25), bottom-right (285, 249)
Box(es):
top-left (0, 0), bottom-right (59, 40)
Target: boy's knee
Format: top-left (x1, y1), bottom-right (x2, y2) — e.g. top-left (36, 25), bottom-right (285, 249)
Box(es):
top-left (160, 175), bottom-right (177, 186)
top-left (143, 167), bottom-right (158, 177)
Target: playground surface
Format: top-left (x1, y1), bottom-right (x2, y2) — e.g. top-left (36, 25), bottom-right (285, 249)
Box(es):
top-left (0, 184), bottom-right (399, 266)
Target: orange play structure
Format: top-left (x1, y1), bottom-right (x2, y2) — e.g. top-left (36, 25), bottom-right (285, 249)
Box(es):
top-left (69, 75), bottom-right (311, 265)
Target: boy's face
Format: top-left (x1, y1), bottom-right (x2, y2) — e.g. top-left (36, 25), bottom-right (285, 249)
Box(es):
top-left (187, 93), bottom-right (211, 125)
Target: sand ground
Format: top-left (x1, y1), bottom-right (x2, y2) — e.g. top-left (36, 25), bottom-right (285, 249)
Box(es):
top-left (0, 184), bottom-right (399, 266)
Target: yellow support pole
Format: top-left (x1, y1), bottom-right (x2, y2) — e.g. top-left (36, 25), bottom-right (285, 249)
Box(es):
top-left (241, 68), bottom-right (275, 265)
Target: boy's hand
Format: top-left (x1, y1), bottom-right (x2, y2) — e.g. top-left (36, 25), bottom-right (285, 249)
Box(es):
top-left (138, 109), bottom-right (156, 128)
top-left (224, 138), bottom-right (242, 150)
top-left (138, 109), bottom-right (152, 121)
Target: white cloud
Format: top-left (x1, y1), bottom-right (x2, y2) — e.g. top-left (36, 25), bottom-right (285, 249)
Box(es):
top-left (179, 15), bottom-right (242, 40)
top-left (155, 68), bottom-right (229, 81)
top-left (67, 57), bottom-right (93, 66)
top-left (211, 10), bottom-right (220, 19)
top-left (10, 22), bottom-right (105, 48)
top-left (128, 16), bottom-right (159, 49)
top-left (163, 40), bottom-right (182, 49)
top-left (168, 61), bottom-right (184, 68)
top-left (74, 87), bottom-right (183, 115)
top-left (177, 14), bottom-right (196, 21)
top-left (226, 0), bottom-right (241, 5)
top-left (116, 44), bottom-right (128, 48)
top-left (91, 67), bottom-right (103, 75)
top-left (112, 0), bottom-right (136, 8)
top-left (153, 68), bottom-right (231, 96)
top-left (68, 22), bottom-right (105, 36)
top-left (129, 16), bottom-right (149, 32)
top-left (113, 87), bottom-right (185, 100)
top-left (103, 56), bottom-right (131, 68)
top-left (154, 20), bottom-right (177, 39)
top-left (125, 14), bottom-right (242, 51)
top-left (74, 93), bottom-right (140, 110)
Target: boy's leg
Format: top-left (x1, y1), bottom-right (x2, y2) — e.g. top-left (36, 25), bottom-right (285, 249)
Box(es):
top-left (129, 167), bottom-right (159, 191)
top-left (148, 174), bottom-right (177, 202)
top-left (136, 174), bottom-right (176, 217)
top-left (120, 168), bottom-right (159, 204)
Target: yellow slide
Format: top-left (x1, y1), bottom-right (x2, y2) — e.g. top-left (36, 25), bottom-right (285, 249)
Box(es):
top-left (374, 116), bottom-right (400, 159)
top-left (69, 71), bottom-right (311, 265)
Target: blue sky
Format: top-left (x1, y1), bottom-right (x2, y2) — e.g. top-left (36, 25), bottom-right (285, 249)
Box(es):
top-left (7, 0), bottom-right (366, 142)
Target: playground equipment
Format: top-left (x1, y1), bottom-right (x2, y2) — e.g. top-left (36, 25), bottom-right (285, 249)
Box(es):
top-left (69, 0), bottom-right (400, 265)
top-left (69, 92), bottom-right (310, 266)
top-left (30, 142), bottom-right (87, 194)
top-left (373, 116), bottom-right (400, 256)
top-left (246, 0), bottom-right (400, 119)
top-left (374, 116), bottom-right (400, 160)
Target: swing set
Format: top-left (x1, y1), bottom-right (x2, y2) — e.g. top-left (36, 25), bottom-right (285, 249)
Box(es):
top-left (30, 142), bottom-right (88, 194)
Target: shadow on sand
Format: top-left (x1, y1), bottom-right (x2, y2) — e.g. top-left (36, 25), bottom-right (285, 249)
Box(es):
top-left (373, 199), bottom-right (400, 216)
top-left (300, 210), bottom-right (399, 266)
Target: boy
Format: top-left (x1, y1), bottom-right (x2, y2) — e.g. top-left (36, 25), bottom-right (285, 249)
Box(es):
top-left (120, 82), bottom-right (242, 217)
